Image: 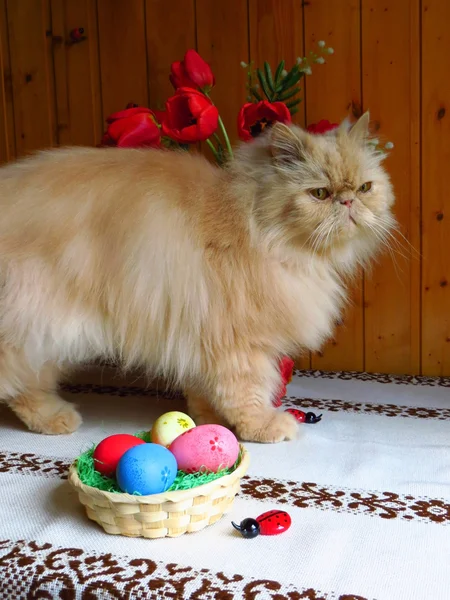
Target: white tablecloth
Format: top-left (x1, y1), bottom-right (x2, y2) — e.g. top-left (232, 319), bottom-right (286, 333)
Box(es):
top-left (0, 368), bottom-right (449, 599)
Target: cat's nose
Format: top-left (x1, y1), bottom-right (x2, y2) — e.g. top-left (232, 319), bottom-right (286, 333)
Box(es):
top-left (340, 198), bottom-right (353, 207)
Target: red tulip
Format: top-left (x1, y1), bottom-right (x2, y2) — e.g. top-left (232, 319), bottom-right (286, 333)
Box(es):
top-left (102, 106), bottom-right (161, 148)
top-left (162, 88), bottom-right (219, 144)
top-left (170, 60), bottom-right (198, 90)
top-left (280, 356), bottom-right (294, 385)
top-left (306, 119), bottom-right (339, 134)
top-left (106, 106), bottom-right (152, 124)
top-left (238, 101), bottom-right (291, 141)
top-left (272, 357), bottom-right (295, 407)
top-left (153, 109), bottom-right (167, 124)
top-left (170, 49), bottom-right (215, 91)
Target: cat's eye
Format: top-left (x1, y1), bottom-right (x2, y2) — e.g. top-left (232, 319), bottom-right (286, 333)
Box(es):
top-left (310, 188), bottom-right (330, 200)
top-left (359, 181), bottom-right (372, 193)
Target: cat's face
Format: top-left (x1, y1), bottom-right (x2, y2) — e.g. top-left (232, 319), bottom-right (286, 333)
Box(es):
top-left (248, 113), bottom-right (395, 268)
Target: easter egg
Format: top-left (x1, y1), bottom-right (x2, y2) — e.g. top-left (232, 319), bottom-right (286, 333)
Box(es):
top-left (169, 424), bottom-right (239, 473)
top-left (116, 443), bottom-right (177, 495)
top-left (93, 434), bottom-right (145, 477)
top-left (151, 411), bottom-right (196, 448)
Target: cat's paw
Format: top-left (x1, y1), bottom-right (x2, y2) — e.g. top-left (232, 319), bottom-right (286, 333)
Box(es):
top-left (39, 402), bottom-right (82, 435)
top-left (236, 410), bottom-right (299, 443)
top-left (188, 405), bottom-right (228, 427)
top-left (12, 393), bottom-right (82, 435)
top-left (186, 391), bottom-right (229, 427)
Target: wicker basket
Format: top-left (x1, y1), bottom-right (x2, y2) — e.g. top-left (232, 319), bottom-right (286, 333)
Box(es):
top-left (68, 445), bottom-right (250, 539)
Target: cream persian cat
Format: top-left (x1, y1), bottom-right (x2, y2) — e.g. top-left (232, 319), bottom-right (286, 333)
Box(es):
top-left (0, 112), bottom-right (395, 442)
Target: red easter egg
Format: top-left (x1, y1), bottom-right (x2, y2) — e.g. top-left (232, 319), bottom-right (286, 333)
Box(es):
top-left (256, 510), bottom-right (292, 535)
top-left (93, 434), bottom-right (146, 477)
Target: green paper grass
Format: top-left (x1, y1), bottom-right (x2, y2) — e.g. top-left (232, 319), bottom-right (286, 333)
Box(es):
top-left (75, 431), bottom-right (241, 495)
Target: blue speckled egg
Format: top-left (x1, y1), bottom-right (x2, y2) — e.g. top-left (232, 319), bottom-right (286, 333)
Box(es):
top-left (116, 443), bottom-right (177, 495)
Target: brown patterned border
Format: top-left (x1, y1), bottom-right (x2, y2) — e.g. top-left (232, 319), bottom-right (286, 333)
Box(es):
top-left (60, 382), bottom-right (184, 399)
top-left (284, 397), bottom-right (450, 421)
top-left (1, 450), bottom-right (449, 525)
top-left (61, 370), bottom-right (450, 398)
top-left (294, 369), bottom-right (450, 387)
top-left (0, 539), bottom-right (368, 600)
top-left (0, 451), bottom-right (69, 479)
top-left (241, 477), bottom-right (450, 524)
top-left (59, 382), bottom-right (450, 421)
top-left (61, 369), bottom-right (450, 399)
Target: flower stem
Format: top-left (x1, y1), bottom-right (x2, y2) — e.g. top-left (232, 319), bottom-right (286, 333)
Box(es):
top-left (204, 91), bottom-right (234, 161)
top-left (217, 115), bottom-right (234, 159)
top-left (206, 138), bottom-right (220, 161)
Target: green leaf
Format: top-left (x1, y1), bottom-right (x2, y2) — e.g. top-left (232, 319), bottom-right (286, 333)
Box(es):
top-left (257, 68), bottom-right (272, 100)
top-left (277, 87), bottom-right (301, 102)
top-left (281, 70), bottom-right (302, 90)
top-left (290, 107), bottom-right (299, 115)
top-left (286, 98), bottom-right (302, 109)
top-left (264, 61), bottom-right (275, 93)
top-left (278, 64), bottom-right (298, 86)
top-left (274, 60), bottom-right (285, 86)
top-left (251, 87), bottom-right (262, 101)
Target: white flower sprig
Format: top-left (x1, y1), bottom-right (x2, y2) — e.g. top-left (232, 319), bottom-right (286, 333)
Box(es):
top-left (368, 137), bottom-right (395, 155)
top-left (297, 40), bottom-right (334, 75)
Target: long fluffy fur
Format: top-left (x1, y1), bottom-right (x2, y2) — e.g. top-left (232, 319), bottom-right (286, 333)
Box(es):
top-left (0, 116), bottom-right (395, 442)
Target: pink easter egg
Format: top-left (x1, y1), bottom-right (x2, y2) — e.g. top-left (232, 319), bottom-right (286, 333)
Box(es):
top-left (169, 424), bottom-right (239, 473)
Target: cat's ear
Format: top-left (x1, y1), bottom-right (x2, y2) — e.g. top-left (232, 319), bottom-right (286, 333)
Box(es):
top-left (269, 122), bottom-right (306, 168)
top-left (348, 111), bottom-right (370, 143)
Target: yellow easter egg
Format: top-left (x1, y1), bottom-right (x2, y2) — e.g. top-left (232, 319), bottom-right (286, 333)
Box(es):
top-left (151, 411), bottom-right (196, 447)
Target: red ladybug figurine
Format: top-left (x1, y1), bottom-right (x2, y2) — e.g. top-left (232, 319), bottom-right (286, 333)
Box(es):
top-left (231, 518), bottom-right (260, 539)
top-left (69, 28), bottom-right (85, 43)
top-left (257, 510), bottom-right (291, 535)
top-left (286, 408), bottom-right (306, 422)
top-left (232, 510), bottom-right (291, 538)
top-left (286, 408), bottom-right (322, 424)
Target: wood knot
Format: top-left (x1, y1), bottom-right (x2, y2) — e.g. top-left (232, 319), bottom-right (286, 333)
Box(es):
top-left (438, 107), bottom-right (446, 120)
top-left (440, 279), bottom-right (448, 287)
top-left (437, 212), bottom-right (444, 221)
top-left (351, 101), bottom-right (362, 119)
top-left (372, 120), bottom-right (381, 132)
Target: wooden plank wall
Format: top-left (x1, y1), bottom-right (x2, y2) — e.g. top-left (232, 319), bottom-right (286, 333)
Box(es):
top-left (0, 0), bottom-right (448, 377)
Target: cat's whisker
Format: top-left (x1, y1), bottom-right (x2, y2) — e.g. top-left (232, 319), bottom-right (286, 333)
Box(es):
top-left (376, 236), bottom-right (411, 261)
top-left (390, 224), bottom-right (421, 258)
top-left (373, 217), bottom-right (420, 260)
top-left (377, 236), bottom-right (410, 264)
top-left (303, 226), bottom-right (322, 251)
top-left (313, 218), bottom-right (334, 255)
top-left (308, 226), bottom-right (328, 268)
top-left (378, 225), bottom-right (416, 259)
top-left (323, 220), bottom-right (337, 251)
top-left (372, 224), bottom-right (411, 263)
top-left (367, 223), bottom-right (406, 279)
top-left (307, 219), bottom-right (329, 258)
